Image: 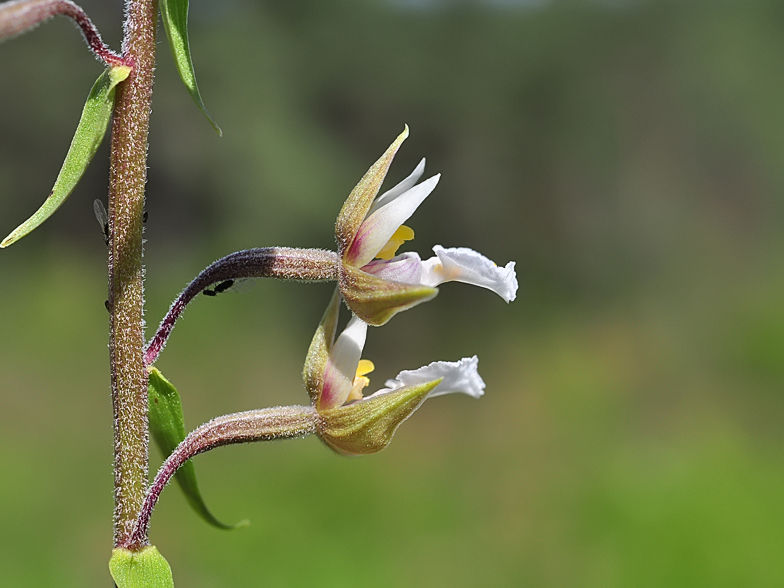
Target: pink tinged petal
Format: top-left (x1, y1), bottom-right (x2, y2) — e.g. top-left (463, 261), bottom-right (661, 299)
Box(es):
top-left (320, 315), bottom-right (368, 411)
top-left (367, 158), bottom-right (427, 216)
top-left (377, 356), bottom-right (486, 399)
top-left (360, 252), bottom-right (424, 285)
top-left (345, 175), bottom-right (440, 269)
top-left (418, 245), bottom-right (518, 302)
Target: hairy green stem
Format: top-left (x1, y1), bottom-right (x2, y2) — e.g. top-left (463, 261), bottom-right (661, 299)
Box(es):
top-left (109, 0), bottom-right (158, 548)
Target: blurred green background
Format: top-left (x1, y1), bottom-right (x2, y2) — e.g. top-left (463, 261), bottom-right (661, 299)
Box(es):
top-left (2, 0), bottom-right (784, 585)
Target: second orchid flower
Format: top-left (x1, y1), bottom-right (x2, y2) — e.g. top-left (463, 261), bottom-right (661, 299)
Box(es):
top-left (305, 289), bottom-right (486, 455)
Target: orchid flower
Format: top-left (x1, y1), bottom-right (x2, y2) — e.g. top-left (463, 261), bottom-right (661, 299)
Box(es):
top-left (305, 289), bottom-right (485, 455)
top-left (133, 286), bottom-right (489, 541)
top-left (144, 126), bottom-right (517, 366)
top-left (336, 126), bottom-right (518, 325)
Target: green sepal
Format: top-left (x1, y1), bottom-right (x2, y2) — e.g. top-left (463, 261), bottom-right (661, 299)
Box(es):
top-left (1, 65), bottom-right (131, 248)
top-left (318, 378), bottom-right (442, 456)
top-left (340, 263), bottom-right (438, 326)
top-left (303, 287), bottom-right (341, 405)
top-left (160, 0), bottom-right (221, 135)
top-left (335, 126), bottom-right (408, 255)
top-left (109, 546), bottom-right (174, 588)
top-left (148, 367), bottom-right (247, 530)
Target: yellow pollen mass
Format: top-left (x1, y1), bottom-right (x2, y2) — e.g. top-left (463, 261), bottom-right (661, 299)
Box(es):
top-left (356, 359), bottom-right (375, 376)
top-left (347, 359), bottom-right (375, 403)
top-left (376, 225), bottom-right (415, 260)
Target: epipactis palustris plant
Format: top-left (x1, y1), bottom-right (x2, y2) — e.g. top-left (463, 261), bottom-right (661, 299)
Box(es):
top-left (0, 1), bottom-right (517, 586)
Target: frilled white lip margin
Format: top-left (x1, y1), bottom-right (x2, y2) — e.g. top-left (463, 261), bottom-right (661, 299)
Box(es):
top-left (371, 356), bottom-right (486, 400)
top-left (362, 245), bottom-right (518, 303)
top-left (420, 246), bottom-right (517, 302)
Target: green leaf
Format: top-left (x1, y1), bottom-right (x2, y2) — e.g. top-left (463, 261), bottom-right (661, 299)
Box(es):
top-left (148, 367), bottom-right (247, 530)
top-left (160, 0), bottom-right (221, 135)
top-left (0, 65), bottom-right (131, 248)
top-left (109, 546), bottom-right (174, 588)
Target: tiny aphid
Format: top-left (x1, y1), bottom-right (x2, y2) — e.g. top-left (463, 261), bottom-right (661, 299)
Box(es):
top-left (104, 299), bottom-right (112, 313)
top-left (202, 279), bottom-right (256, 297)
top-left (203, 280), bottom-right (235, 297)
top-left (93, 199), bottom-right (109, 245)
top-left (143, 210), bottom-right (148, 223)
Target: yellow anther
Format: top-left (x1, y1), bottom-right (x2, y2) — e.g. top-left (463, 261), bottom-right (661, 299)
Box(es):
top-left (376, 225), bottom-right (415, 260)
top-left (356, 359), bottom-right (375, 377)
top-left (347, 359), bottom-right (375, 403)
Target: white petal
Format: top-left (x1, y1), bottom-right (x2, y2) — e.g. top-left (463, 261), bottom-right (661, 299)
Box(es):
top-left (377, 356), bottom-right (485, 399)
top-left (368, 158), bottom-right (427, 216)
top-left (321, 315), bottom-right (368, 409)
top-left (360, 252), bottom-right (424, 284)
top-left (347, 175), bottom-right (440, 268)
top-left (418, 245), bottom-right (518, 302)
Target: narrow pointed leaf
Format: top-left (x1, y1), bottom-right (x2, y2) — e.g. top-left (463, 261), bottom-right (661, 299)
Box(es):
top-left (148, 367), bottom-right (247, 530)
top-left (160, 0), bottom-right (221, 135)
top-left (1, 64), bottom-right (131, 248)
top-left (109, 546), bottom-right (174, 588)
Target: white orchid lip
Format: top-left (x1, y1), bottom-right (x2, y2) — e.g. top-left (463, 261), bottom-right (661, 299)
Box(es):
top-left (317, 304), bottom-right (485, 410)
top-left (373, 356), bottom-right (486, 400)
top-left (360, 246), bottom-right (518, 303)
top-left (360, 252), bottom-right (424, 284)
top-left (419, 246), bottom-right (518, 302)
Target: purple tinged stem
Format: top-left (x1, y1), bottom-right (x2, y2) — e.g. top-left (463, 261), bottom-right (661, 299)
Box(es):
top-left (128, 405), bottom-right (318, 549)
top-left (0, 0), bottom-right (126, 66)
top-left (143, 247), bottom-right (340, 367)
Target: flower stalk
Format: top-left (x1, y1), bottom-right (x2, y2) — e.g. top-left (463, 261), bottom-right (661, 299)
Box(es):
top-left (0, 0), bottom-right (125, 66)
top-left (130, 405), bottom-right (318, 549)
top-left (144, 247), bottom-right (340, 366)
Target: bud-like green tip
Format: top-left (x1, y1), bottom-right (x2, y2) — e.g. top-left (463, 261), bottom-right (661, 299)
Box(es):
top-left (335, 126), bottom-right (409, 254)
top-left (340, 263), bottom-right (437, 326)
top-left (317, 378), bottom-right (442, 456)
top-left (303, 287), bottom-right (341, 404)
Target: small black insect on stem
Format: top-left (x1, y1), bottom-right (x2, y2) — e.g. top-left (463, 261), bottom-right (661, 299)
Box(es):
top-left (203, 280), bottom-right (235, 297)
top-left (95, 201), bottom-right (145, 246)
top-left (93, 199), bottom-right (109, 245)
